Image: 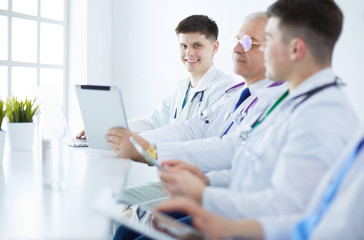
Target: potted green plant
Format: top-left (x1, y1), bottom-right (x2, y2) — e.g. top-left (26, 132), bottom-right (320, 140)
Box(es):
top-left (6, 97), bottom-right (40, 151)
top-left (0, 99), bottom-right (6, 163)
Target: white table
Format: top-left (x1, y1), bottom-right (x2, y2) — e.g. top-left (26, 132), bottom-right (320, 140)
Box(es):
top-left (0, 138), bottom-right (130, 239)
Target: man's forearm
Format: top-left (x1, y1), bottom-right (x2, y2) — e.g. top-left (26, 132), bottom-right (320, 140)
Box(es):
top-left (229, 220), bottom-right (264, 240)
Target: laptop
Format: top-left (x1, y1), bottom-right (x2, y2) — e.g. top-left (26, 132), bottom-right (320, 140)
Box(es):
top-left (75, 85), bottom-right (128, 150)
top-left (35, 86), bottom-right (88, 147)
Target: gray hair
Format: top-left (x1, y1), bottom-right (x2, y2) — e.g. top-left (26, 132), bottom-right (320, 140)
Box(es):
top-left (243, 12), bottom-right (268, 24)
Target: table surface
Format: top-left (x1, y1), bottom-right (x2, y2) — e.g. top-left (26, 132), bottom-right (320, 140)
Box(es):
top-left (0, 137), bottom-right (129, 239)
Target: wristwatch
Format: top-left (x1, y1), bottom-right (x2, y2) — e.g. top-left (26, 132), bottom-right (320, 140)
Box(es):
top-left (146, 144), bottom-right (157, 160)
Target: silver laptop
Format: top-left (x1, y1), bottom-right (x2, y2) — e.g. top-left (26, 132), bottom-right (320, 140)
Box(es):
top-left (68, 135), bottom-right (88, 147)
top-left (75, 85), bottom-right (128, 150)
top-left (36, 86), bottom-right (88, 147)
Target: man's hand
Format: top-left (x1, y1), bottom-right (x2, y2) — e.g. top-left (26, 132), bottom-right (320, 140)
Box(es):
top-left (161, 159), bottom-right (210, 185)
top-left (159, 166), bottom-right (206, 204)
top-left (156, 197), bottom-right (239, 239)
top-left (76, 130), bottom-right (86, 139)
top-left (105, 127), bottom-right (150, 163)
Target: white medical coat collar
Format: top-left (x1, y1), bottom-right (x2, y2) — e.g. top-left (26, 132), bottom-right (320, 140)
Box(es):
top-left (286, 68), bottom-right (336, 100)
top-left (248, 78), bottom-right (274, 95)
top-left (187, 64), bottom-right (218, 93)
top-left (225, 82), bottom-right (245, 93)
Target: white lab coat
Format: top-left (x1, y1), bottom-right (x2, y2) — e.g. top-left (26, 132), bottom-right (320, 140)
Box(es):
top-left (128, 65), bottom-right (236, 132)
top-left (202, 68), bottom-right (359, 219)
top-left (259, 126), bottom-right (364, 240)
top-left (142, 80), bottom-right (288, 172)
top-left (141, 81), bottom-right (246, 142)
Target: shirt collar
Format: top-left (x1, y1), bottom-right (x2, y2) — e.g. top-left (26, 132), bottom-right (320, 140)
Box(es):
top-left (248, 78), bottom-right (274, 95)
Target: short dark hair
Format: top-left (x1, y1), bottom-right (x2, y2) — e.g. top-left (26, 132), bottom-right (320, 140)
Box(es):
top-left (267, 0), bottom-right (343, 64)
top-left (175, 15), bottom-right (218, 41)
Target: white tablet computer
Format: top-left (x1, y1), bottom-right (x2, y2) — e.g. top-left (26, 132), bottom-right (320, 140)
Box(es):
top-left (94, 189), bottom-right (206, 240)
top-left (75, 85), bottom-right (128, 150)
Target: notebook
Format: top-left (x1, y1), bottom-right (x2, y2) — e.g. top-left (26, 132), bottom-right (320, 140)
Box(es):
top-left (35, 86), bottom-right (88, 147)
top-left (75, 85), bottom-right (128, 150)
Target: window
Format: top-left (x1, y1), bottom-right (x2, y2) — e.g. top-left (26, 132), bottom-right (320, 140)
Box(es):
top-left (0, 0), bottom-right (68, 108)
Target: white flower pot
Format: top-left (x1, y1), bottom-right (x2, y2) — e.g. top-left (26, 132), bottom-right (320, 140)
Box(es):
top-left (7, 122), bottom-right (36, 151)
top-left (0, 130), bottom-right (5, 164)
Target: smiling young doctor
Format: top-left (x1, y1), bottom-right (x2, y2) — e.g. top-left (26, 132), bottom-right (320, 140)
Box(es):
top-left (126, 15), bottom-right (236, 132)
top-left (158, 0), bottom-right (358, 226)
top-left (76, 15), bottom-right (235, 139)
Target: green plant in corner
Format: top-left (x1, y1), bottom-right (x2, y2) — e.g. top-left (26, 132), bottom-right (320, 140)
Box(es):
top-left (6, 97), bottom-right (40, 123)
top-left (0, 100), bottom-right (5, 129)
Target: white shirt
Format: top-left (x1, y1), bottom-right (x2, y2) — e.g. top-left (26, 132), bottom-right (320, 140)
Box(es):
top-left (128, 65), bottom-right (236, 132)
top-left (259, 127), bottom-right (364, 240)
top-left (141, 80), bottom-right (288, 172)
top-left (202, 68), bottom-right (359, 219)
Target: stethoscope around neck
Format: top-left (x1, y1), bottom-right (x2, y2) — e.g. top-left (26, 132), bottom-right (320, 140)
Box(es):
top-left (277, 76), bottom-right (343, 114)
top-left (239, 76), bottom-right (343, 141)
top-left (174, 90), bottom-right (205, 119)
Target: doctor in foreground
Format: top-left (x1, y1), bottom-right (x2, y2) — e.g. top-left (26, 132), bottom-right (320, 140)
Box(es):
top-left (158, 126), bottom-right (364, 240)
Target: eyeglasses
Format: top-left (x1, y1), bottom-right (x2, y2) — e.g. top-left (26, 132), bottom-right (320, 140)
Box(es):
top-left (234, 35), bottom-right (263, 52)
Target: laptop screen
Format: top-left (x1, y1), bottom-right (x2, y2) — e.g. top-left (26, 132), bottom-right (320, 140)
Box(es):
top-left (35, 86), bottom-right (77, 144)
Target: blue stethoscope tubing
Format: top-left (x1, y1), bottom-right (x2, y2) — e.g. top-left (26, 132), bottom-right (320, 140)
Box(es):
top-left (174, 91), bottom-right (204, 119)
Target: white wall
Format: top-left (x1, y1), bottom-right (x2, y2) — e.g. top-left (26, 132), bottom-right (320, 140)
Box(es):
top-left (68, 0), bottom-right (112, 135)
top-left (333, 0), bottom-right (364, 121)
top-left (68, 0), bottom-right (87, 135)
top-left (87, 0), bottom-right (112, 85)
